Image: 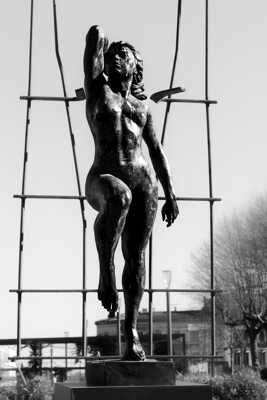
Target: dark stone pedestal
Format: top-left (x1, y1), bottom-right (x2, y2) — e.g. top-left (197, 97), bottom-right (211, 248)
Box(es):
top-left (54, 361), bottom-right (211, 400)
top-left (54, 381), bottom-right (212, 400)
top-left (86, 360), bottom-right (175, 386)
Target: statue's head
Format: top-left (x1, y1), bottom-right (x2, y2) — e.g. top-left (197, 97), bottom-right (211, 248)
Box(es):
top-left (105, 41), bottom-right (147, 100)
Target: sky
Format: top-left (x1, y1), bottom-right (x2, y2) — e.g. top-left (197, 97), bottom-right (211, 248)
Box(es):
top-left (1, 0), bottom-right (267, 340)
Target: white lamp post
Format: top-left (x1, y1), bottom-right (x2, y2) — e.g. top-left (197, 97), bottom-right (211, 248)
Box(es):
top-left (162, 270), bottom-right (173, 357)
top-left (64, 331), bottom-right (69, 380)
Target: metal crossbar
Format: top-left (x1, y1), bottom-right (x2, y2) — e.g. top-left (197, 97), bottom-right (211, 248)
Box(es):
top-left (11, 0), bottom-right (219, 376)
top-left (14, 194), bottom-right (221, 202)
top-left (20, 96), bottom-right (83, 102)
top-left (160, 99), bottom-right (217, 104)
top-left (10, 289), bottom-right (219, 293)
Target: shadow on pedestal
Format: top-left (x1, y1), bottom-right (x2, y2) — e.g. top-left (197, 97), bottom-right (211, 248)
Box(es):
top-left (85, 360), bottom-right (175, 386)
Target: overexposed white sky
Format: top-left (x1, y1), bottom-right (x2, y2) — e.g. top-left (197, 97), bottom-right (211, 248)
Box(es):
top-left (1, 0), bottom-right (267, 339)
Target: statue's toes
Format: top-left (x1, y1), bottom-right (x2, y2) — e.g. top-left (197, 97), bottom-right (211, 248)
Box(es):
top-left (98, 285), bottom-right (118, 317)
top-left (138, 349), bottom-right (146, 361)
top-left (99, 295), bottom-right (111, 312)
top-left (108, 309), bottom-right (115, 318)
top-left (102, 302), bottom-right (109, 312)
top-left (133, 342), bottom-right (146, 361)
top-left (122, 346), bottom-right (146, 361)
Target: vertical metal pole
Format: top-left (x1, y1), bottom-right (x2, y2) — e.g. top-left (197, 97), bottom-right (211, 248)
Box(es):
top-left (148, 235), bottom-right (153, 355)
top-left (82, 221), bottom-right (87, 356)
top-left (148, 1), bottom-right (182, 355)
top-left (64, 332), bottom-right (68, 380)
top-left (84, 319), bottom-right (88, 357)
top-left (52, 0), bottom-right (83, 196)
top-left (182, 334), bottom-right (186, 356)
top-left (65, 342), bottom-right (68, 379)
top-left (158, 2), bottom-right (181, 356)
top-left (116, 300), bottom-right (122, 356)
top-left (161, 0), bottom-right (182, 145)
top-left (166, 291), bottom-right (173, 356)
top-left (52, 0), bottom-right (88, 356)
top-left (17, 0), bottom-right (34, 357)
top-left (205, 0), bottom-right (216, 376)
top-left (50, 345), bottom-right (54, 385)
top-left (39, 342), bottom-right (43, 375)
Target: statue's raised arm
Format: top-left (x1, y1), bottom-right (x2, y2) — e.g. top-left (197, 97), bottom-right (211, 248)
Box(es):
top-left (83, 25), bottom-right (108, 96)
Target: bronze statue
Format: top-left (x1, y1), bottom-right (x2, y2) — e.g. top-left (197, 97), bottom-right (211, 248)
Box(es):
top-left (84, 25), bottom-right (178, 361)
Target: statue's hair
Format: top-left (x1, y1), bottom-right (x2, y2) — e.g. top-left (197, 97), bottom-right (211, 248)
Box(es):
top-left (105, 41), bottom-right (147, 100)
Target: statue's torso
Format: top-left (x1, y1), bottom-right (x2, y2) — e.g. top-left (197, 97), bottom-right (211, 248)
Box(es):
top-left (86, 83), bottom-right (156, 187)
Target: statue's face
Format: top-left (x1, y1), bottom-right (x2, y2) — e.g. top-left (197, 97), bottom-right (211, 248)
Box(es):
top-left (105, 46), bottom-right (136, 80)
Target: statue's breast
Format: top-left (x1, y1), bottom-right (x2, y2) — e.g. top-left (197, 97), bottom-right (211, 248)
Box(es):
top-left (122, 100), bottom-right (147, 128)
top-left (94, 98), bottom-right (121, 122)
top-left (90, 86), bottom-right (147, 129)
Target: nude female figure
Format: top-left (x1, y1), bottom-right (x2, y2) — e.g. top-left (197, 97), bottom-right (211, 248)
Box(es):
top-left (84, 25), bottom-right (178, 360)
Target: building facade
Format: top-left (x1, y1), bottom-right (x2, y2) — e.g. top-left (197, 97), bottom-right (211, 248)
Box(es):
top-left (95, 305), bottom-right (229, 373)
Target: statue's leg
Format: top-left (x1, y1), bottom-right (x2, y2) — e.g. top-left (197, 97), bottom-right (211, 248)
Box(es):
top-left (86, 173), bottom-right (132, 317)
top-left (121, 185), bottom-right (158, 360)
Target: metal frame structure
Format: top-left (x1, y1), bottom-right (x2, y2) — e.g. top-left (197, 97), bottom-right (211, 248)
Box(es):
top-left (10, 0), bottom-right (221, 375)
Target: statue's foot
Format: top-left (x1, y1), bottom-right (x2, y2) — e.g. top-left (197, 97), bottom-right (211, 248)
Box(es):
top-left (98, 277), bottom-right (118, 318)
top-left (122, 330), bottom-right (146, 361)
top-left (122, 346), bottom-right (146, 361)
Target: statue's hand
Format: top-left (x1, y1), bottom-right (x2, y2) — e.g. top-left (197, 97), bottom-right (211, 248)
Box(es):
top-left (86, 25), bottom-right (109, 53)
top-left (161, 197), bottom-right (179, 227)
top-left (103, 35), bottom-right (109, 53)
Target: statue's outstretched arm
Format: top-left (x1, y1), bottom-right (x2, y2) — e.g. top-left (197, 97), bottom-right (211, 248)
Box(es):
top-left (143, 109), bottom-right (179, 226)
top-left (83, 25), bottom-right (109, 96)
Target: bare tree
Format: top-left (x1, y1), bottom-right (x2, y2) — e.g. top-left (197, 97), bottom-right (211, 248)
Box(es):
top-left (192, 194), bottom-right (267, 369)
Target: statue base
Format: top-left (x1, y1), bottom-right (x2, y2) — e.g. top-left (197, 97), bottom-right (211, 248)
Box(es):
top-left (54, 381), bottom-right (212, 400)
top-left (85, 360), bottom-right (175, 386)
top-left (54, 360), bottom-right (211, 399)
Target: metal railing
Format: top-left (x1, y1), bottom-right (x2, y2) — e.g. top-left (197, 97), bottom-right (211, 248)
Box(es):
top-left (10, 0), bottom-right (220, 375)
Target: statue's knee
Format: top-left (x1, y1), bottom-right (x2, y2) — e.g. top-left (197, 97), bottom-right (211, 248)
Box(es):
top-left (131, 272), bottom-right (146, 292)
top-left (137, 265), bottom-right (146, 282)
top-left (121, 189), bottom-right (132, 209)
top-left (111, 189), bottom-right (132, 211)
top-left (131, 252), bottom-right (145, 269)
top-left (125, 252), bottom-right (145, 269)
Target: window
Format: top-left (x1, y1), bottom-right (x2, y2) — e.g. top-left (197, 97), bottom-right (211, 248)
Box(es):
top-left (259, 351), bottom-right (266, 366)
top-left (244, 351), bottom-right (249, 366)
top-left (234, 352), bottom-right (241, 366)
top-left (259, 331), bottom-right (266, 344)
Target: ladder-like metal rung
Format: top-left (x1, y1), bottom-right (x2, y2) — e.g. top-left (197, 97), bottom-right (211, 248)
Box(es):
top-left (159, 196), bottom-right (221, 202)
top-left (10, 288), bottom-right (219, 294)
top-left (13, 194), bottom-right (221, 202)
top-left (160, 98), bottom-right (217, 104)
top-left (14, 194), bottom-right (83, 200)
top-left (20, 95), bottom-right (84, 102)
top-left (20, 88), bottom-right (86, 102)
